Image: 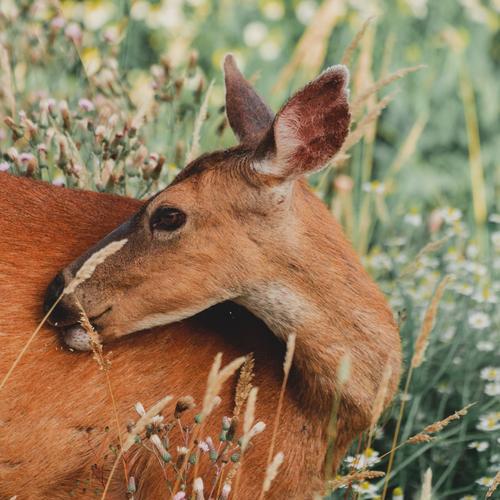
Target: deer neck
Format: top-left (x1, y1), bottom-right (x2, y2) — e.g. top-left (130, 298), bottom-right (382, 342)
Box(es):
top-left (235, 194), bottom-right (396, 418)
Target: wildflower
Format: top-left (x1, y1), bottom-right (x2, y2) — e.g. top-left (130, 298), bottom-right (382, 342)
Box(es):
top-left (50, 16), bottom-right (65, 31)
top-left (481, 367), bottom-right (500, 382)
top-left (296, 0), bottom-right (317, 24)
top-left (363, 180), bottom-right (385, 194)
top-left (459, 496), bottom-right (477, 500)
top-left (78, 98), bottom-right (95, 112)
top-left (51, 175), bottom-right (65, 187)
top-left (490, 214), bottom-right (500, 224)
top-left (476, 477), bottom-right (494, 487)
top-left (243, 22), bottom-right (268, 47)
top-left (440, 207), bottom-right (462, 224)
top-left (352, 480), bottom-right (379, 498)
top-left (0, 162), bottom-right (9, 172)
top-left (473, 286), bottom-right (497, 304)
top-left (455, 282), bottom-right (474, 296)
top-left (173, 493), bottom-right (186, 500)
top-left (65, 23), bottom-right (83, 45)
top-left (404, 212), bottom-right (422, 227)
top-left (177, 446), bottom-right (189, 455)
top-left (198, 441), bottom-right (209, 453)
top-left (492, 232), bottom-right (500, 249)
top-left (134, 402), bottom-right (146, 416)
top-left (193, 477), bottom-right (204, 500)
top-left (477, 341), bottom-right (495, 352)
top-left (127, 476), bottom-right (136, 493)
top-left (260, 40), bottom-right (281, 61)
top-left (262, 1), bottom-right (285, 20)
top-left (151, 415), bottom-right (164, 425)
top-left (468, 311), bottom-right (491, 330)
top-left (393, 486), bottom-right (404, 499)
top-left (477, 413), bottom-right (500, 432)
top-left (485, 383), bottom-right (500, 397)
top-left (468, 441), bottom-right (489, 452)
top-left (345, 448), bottom-right (380, 470)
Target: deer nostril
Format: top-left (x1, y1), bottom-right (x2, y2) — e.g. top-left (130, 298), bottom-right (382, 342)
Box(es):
top-left (44, 272), bottom-right (66, 315)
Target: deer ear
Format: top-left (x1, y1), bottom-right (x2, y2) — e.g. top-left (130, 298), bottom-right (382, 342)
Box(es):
top-left (223, 54), bottom-right (274, 146)
top-left (254, 65), bottom-right (350, 179)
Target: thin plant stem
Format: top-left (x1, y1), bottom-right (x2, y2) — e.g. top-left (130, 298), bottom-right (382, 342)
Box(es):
top-left (0, 294), bottom-right (63, 391)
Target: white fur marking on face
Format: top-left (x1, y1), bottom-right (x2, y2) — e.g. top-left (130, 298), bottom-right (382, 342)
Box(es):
top-left (126, 300), bottom-right (221, 335)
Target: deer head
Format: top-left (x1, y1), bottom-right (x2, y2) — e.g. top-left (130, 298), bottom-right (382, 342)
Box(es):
top-left (45, 55), bottom-right (351, 353)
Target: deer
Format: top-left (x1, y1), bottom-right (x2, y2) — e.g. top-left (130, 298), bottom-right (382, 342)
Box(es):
top-left (0, 55), bottom-right (401, 499)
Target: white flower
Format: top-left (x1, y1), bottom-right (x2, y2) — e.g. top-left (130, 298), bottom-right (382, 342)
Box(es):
top-left (198, 441), bottom-right (209, 453)
top-left (460, 496), bottom-right (477, 500)
top-left (455, 282), bottom-right (474, 296)
top-left (468, 311), bottom-right (491, 330)
top-left (475, 476), bottom-right (494, 487)
top-left (477, 341), bottom-right (494, 352)
top-left (344, 448), bottom-right (380, 470)
top-left (473, 286), bottom-right (497, 304)
top-left (477, 412), bottom-right (500, 432)
top-left (177, 446), bottom-right (189, 455)
top-left (351, 480), bottom-right (379, 498)
top-left (492, 232), bottom-right (500, 249)
top-left (262, 1), bottom-right (284, 20)
top-left (481, 367), bottom-right (500, 382)
top-left (465, 261), bottom-right (487, 276)
top-left (259, 40), bottom-right (281, 61)
top-left (193, 477), bottom-right (204, 493)
top-left (468, 441), bottom-right (489, 452)
top-left (362, 180), bottom-right (385, 194)
top-left (404, 212), bottom-right (422, 227)
top-left (489, 214), bottom-right (500, 224)
top-left (296, 0), bottom-right (317, 24)
top-left (440, 328), bottom-right (456, 342)
top-left (440, 207), bottom-right (462, 224)
top-left (243, 22), bottom-right (268, 47)
top-left (406, 0), bottom-right (428, 18)
top-left (0, 161), bottom-right (9, 172)
top-left (485, 383), bottom-right (500, 396)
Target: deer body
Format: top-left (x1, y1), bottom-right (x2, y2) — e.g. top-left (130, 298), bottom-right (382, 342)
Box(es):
top-left (0, 56), bottom-right (401, 498)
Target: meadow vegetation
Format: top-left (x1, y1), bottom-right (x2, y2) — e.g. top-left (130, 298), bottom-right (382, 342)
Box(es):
top-left (0, 0), bottom-right (499, 498)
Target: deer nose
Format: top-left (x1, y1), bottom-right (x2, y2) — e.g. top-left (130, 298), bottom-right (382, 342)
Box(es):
top-left (44, 272), bottom-right (65, 315)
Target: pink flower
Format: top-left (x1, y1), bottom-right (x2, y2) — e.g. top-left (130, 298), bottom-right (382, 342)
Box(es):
top-left (78, 98), bottom-right (95, 112)
top-left (65, 23), bottom-right (82, 44)
top-left (0, 162), bottom-right (9, 172)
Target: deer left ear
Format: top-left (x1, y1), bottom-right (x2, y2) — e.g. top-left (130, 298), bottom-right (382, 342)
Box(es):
top-left (254, 65), bottom-right (350, 180)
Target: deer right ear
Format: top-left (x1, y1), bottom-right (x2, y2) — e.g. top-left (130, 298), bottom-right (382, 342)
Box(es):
top-left (223, 54), bottom-right (274, 146)
top-left (253, 65), bottom-right (350, 181)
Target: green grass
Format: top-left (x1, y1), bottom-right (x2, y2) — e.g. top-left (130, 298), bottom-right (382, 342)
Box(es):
top-left (0, 0), bottom-right (499, 498)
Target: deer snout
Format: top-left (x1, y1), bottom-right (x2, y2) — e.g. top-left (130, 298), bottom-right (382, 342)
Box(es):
top-left (44, 272), bottom-right (80, 327)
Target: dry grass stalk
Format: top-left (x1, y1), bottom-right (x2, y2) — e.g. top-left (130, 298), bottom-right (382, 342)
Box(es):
top-left (368, 359), bottom-right (393, 439)
top-left (486, 471), bottom-right (500, 498)
top-left (420, 468), bottom-right (432, 500)
top-left (186, 80), bottom-right (214, 163)
top-left (421, 403), bottom-right (475, 435)
top-left (201, 353), bottom-right (246, 419)
top-left (411, 275), bottom-right (453, 368)
top-left (273, 0), bottom-right (345, 92)
top-left (233, 354), bottom-right (255, 419)
top-left (79, 312), bottom-right (110, 371)
top-left (341, 17), bottom-right (374, 66)
top-left (262, 451), bottom-right (285, 494)
top-left (64, 239), bottom-right (128, 295)
top-left (339, 90), bottom-right (397, 159)
top-left (258, 333), bottom-right (296, 500)
top-left (459, 65), bottom-right (487, 226)
top-left (329, 470), bottom-right (385, 491)
top-left (241, 386), bottom-right (258, 451)
top-left (351, 65), bottom-right (425, 117)
top-left (400, 235), bottom-right (451, 278)
top-left (0, 43), bottom-right (16, 117)
top-left (388, 113), bottom-right (428, 175)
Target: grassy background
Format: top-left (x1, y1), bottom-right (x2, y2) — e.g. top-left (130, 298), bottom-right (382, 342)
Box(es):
top-left (0, 0), bottom-right (499, 498)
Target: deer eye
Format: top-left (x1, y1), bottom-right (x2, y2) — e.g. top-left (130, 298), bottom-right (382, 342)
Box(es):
top-left (150, 207), bottom-right (186, 232)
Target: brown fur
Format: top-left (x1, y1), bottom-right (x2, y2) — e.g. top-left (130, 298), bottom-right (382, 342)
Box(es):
top-left (0, 173), bottom-right (326, 499)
